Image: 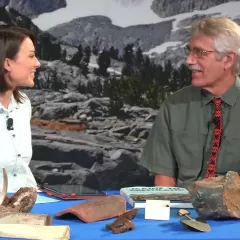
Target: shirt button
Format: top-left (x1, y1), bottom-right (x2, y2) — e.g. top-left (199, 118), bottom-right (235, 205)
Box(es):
top-left (17, 154), bottom-right (21, 157)
top-left (13, 174), bottom-right (17, 177)
top-left (12, 134), bottom-right (15, 138)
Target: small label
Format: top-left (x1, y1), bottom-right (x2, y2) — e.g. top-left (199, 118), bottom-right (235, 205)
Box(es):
top-left (145, 200), bottom-right (170, 220)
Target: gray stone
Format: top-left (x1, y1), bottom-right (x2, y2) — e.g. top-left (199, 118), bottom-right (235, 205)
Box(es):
top-left (188, 171), bottom-right (240, 219)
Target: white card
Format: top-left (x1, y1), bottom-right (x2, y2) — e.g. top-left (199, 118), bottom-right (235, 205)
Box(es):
top-left (145, 200), bottom-right (170, 220)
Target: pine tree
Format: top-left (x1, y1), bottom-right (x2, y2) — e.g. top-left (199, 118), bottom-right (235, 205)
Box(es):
top-left (81, 46), bottom-right (91, 76)
top-left (135, 47), bottom-right (144, 68)
top-left (97, 50), bottom-right (111, 76)
top-left (60, 49), bottom-right (67, 62)
top-left (103, 78), bottom-right (123, 116)
top-left (109, 46), bottom-right (119, 60)
top-left (69, 44), bottom-right (83, 66)
top-left (122, 44), bottom-right (134, 76)
top-left (40, 34), bottom-right (52, 60)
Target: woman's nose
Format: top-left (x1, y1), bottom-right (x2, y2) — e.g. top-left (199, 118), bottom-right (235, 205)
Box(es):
top-left (35, 57), bottom-right (41, 68)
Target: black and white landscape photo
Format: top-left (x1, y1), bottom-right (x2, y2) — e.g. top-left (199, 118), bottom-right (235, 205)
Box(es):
top-left (1, 0), bottom-right (239, 190)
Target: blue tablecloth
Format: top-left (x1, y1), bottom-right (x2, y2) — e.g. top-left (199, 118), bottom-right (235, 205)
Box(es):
top-left (4, 191), bottom-right (240, 240)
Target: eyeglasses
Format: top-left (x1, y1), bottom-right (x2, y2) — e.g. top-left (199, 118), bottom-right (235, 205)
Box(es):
top-left (184, 45), bottom-right (218, 57)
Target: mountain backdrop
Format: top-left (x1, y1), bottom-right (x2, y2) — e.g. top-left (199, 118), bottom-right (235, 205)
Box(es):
top-left (0, 0), bottom-right (240, 190)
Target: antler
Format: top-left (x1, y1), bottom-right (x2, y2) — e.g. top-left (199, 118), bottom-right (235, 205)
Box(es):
top-left (0, 168), bottom-right (8, 205)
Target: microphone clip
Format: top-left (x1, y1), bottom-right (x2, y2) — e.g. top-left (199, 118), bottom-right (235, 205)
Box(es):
top-left (212, 117), bottom-right (220, 126)
top-left (6, 118), bottom-right (14, 131)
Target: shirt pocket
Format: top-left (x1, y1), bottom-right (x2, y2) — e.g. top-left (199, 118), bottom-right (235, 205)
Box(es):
top-left (219, 136), bottom-right (240, 172)
top-left (171, 131), bottom-right (203, 169)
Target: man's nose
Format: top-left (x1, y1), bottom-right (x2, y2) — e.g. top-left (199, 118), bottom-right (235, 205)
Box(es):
top-left (185, 53), bottom-right (196, 65)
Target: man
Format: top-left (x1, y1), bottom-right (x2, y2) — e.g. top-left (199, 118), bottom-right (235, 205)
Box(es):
top-left (140, 17), bottom-right (240, 187)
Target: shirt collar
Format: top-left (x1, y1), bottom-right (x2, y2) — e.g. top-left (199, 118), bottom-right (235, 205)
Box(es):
top-left (201, 76), bottom-right (240, 107)
top-left (0, 94), bottom-right (20, 114)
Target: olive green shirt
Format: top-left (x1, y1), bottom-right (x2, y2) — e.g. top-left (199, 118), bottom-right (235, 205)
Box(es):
top-left (140, 77), bottom-right (240, 187)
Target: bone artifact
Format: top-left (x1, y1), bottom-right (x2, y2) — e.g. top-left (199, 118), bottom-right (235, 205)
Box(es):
top-left (0, 168), bottom-right (70, 239)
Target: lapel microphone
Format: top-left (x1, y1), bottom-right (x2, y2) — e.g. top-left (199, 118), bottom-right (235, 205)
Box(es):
top-left (212, 117), bottom-right (220, 126)
top-left (6, 118), bottom-right (14, 131)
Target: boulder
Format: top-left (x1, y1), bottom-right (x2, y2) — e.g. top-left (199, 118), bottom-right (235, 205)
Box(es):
top-left (188, 171), bottom-right (240, 219)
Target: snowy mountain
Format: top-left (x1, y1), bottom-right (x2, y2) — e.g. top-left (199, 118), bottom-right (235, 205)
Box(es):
top-left (2, 0), bottom-right (240, 189)
top-left (32, 0), bottom-right (161, 30)
top-left (151, 0), bottom-right (239, 18)
top-left (0, 0), bottom-right (67, 18)
top-left (31, 0), bottom-right (240, 67)
top-left (33, 0), bottom-right (240, 30)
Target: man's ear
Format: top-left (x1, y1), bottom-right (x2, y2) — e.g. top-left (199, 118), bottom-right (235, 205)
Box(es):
top-left (223, 52), bottom-right (236, 70)
top-left (4, 58), bottom-right (12, 72)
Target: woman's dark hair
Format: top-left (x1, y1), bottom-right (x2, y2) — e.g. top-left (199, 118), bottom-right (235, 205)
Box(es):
top-left (0, 25), bottom-right (36, 103)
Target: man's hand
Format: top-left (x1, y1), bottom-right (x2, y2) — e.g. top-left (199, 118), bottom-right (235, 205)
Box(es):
top-left (154, 174), bottom-right (176, 187)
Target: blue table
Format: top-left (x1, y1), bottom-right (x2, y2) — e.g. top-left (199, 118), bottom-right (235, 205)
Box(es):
top-left (6, 191), bottom-right (240, 239)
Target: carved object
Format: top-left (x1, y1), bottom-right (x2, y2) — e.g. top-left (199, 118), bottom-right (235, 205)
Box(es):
top-left (0, 168), bottom-right (37, 218)
top-left (106, 208), bottom-right (138, 234)
top-left (178, 209), bottom-right (190, 216)
top-left (181, 216), bottom-right (211, 232)
top-left (55, 195), bottom-right (126, 223)
top-left (0, 213), bottom-right (52, 225)
top-left (0, 224), bottom-right (70, 239)
top-left (178, 208), bottom-right (211, 232)
top-left (188, 171), bottom-right (240, 219)
top-left (0, 168), bottom-right (70, 239)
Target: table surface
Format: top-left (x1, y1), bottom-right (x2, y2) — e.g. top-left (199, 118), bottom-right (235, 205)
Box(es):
top-left (4, 191), bottom-right (240, 240)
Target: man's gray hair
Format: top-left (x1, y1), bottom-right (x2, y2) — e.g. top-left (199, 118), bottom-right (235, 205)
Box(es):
top-left (191, 17), bottom-right (240, 75)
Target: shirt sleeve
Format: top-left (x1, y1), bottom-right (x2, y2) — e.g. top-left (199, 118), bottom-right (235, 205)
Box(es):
top-left (139, 101), bottom-right (177, 177)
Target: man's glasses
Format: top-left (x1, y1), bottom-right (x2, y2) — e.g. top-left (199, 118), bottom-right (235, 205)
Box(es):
top-left (184, 45), bottom-right (218, 57)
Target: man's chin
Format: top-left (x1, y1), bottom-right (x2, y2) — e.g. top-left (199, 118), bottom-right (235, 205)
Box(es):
top-left (191, 78), bottom-right (205, 88)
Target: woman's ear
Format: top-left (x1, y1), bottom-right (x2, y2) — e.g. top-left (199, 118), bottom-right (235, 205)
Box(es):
top-left (4, 58), bottom-right (12, 72)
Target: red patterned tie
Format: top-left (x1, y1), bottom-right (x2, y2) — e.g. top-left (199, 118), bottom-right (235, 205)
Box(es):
top-left (206, 97), bottom-right (223, 178)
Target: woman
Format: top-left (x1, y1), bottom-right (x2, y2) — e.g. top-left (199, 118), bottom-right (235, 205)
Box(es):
top-left (0, 25), bottom-right (41, 192)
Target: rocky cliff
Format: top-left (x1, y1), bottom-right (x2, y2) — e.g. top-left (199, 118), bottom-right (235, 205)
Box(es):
top-left (151, 0), bottom-right (238, 18)
top-left (48, 15), bottom-right (173, 53)
top-left (0, 0), bottom-right (67, 18)
top-left (26, 86), bottom-right (155, 189)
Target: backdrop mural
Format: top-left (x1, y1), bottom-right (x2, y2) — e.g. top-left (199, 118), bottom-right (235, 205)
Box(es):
top-left (0, 0), bottom-right (239, 190)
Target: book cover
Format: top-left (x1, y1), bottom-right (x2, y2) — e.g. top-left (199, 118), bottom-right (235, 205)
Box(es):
top-left (120, 186), bottom-right (193, 209)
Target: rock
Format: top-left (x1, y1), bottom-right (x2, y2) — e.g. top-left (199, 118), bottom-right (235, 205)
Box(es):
top-left (22, 87), bottom-right (155, 189)
top-left (63, 92), bottom-right (88, 103)
top-left (38, 102), bottom-right (79, 120)
top-left (188, 171), bottom-right (240, 219)
top-left (31, 119), bottom-right (86, 131)
top-left (48, 15), bottom-right (173, 54)
top-left (138, 130), bottom-right (149, 139)
top-left (145, 114), bottom-right (156, 122)
top-left (151, 0), bottom-right (232, 18)
top-left (0, 0), bottom-right (66, 18)
top-left (111, 126), bottom-right (131, 135)
top-left (32, 139), bottom-right (104, 169)
top-left (30, 160), bottom-right (101, 189)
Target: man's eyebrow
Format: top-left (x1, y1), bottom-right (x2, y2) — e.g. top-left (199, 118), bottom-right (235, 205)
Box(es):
top-left (189, 45), bottom-right (202, 49)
